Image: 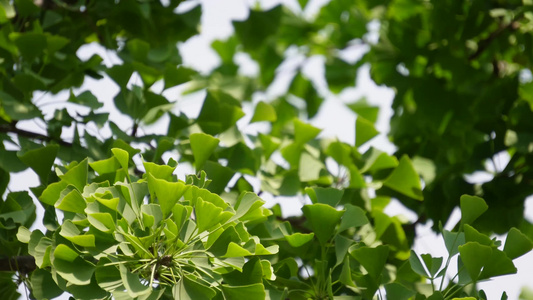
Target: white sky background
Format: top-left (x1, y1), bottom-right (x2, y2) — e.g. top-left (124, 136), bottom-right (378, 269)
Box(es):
top-left (7, 0), bottom-right (533, 298)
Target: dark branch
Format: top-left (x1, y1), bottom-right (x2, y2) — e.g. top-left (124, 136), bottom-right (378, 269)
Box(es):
top-left (0, 123), bottom-right (72, 147)
top-left (0, 256), bottom-right (36, 274)
top-left (469, 20), bottom-right (521, 61)
top-left (131, 122), bottom-right (139, 138)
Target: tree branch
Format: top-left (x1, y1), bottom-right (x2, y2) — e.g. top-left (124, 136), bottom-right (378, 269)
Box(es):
top-left (0, 123), bottom-right (72, 147)
top-left (0, 256), bottom-right (36, 274)
top-left (468, 20), bottom-right (521, 61)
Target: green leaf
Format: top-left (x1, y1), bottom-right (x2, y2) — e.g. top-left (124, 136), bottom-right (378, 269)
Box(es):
top-left (285, 232), bottom-right (314, 248)
top-left (119, 264), bottom-right (151, 297)
top-left (409, 251), bottom-right (428, 277)
top-left (258, 134), bottom-right (280, 160)
top-left (302, 203), bottom-right (344, 245)
top-left (16, 226), bottom-right (31, 243)
top-left (384, 283), bottom-right (415, 300)
top-left (443, 230), bottom-right (465, 257)
top-left (195, 196), bottom-right (232, 233)
top-left (338, 204), bottom-right (369, 232)
top-left (298, 152), bottom-right (325, 182)
top-left (31, 269), bottom-right (64, 300)
top-left (28, 231), bottom-right (52, 268)
top-left (60, 220), bottom-right (95, 247)
top-left (478, 249), bottom-right (516, 280)
top-left (224, 242), bottom-right (253, 257)
top-left (460, 195), bottom-right (488, 225)
top-left (231, 192), bottom-right (267, 223)
top-left (0, 91), bottom-right (41, 121)
top-left (111, 148), bottom-right (130, 174)
top-left (347, 98), bottom-right (379, 123)
top-left (334, 235), bottom-right (354, 267)
top-left (355, 117), bottom-right (379, 147)
top-left (143, 161), bottom-right (175, 180)
top-left (233, 5), bottom-right (282, 50)
top-left (190, 132), bottom-right (220, 170)
top-left (53, 245), bottom-right (95, 285)
top-left (251, 101), bottom-right (277, 123)
top-left (305, 187), bottom-right (343, 206)
top-left (39, 180), bottom-right (68, 205)
top-left (464, 224), bottom-right (493, 246)
top-left (174, 274), bottom-right (216, 300)
top-left (88, 212), bottom-right (115, 233)
top-left (420, 254), bottom-right (443, 277)
top-left (60, 158), bottom-right (88, 192)
top-left (503, 227), bottom-right (533, 259)
top-left (10, 32), bottom-right (46, 60)
top-left (458, 242), bottom-right (492, 281)
top-left (0, 150), bottom-right (27, 172)
top-left (13, 72), bottom-right (47, 92)
top-left (18, 144), bottom-right (59, 183)
top-left (203, 161), bottom-right (235, 194)
top-left (68, 90), bottom-right (103, 109)
top-left (383, 155), bottom-right (423, 201)
top-left (55, 188), bottom-right (86, 214)
top-left (106, 64), bottom-right (134, 88)
top-left (294, 118), bottom-right (321, 144)
top-left (325, 57), bottom-right (358, 93)
top-left (197, 91), bottom-right (244, 135)
top-left (66, 277), bottom-right (108, 300)
top-left (147, 174), bottom-right (189, 217)
top-left (89, 157), bottom-right (120, 175)
top-left (221, 283), bottom-right (266, 300)
top-left (164, 65), bottom-right (196, 89)
top-left (95, 258), bottom-right (123, 292)
top-left (350, 245), bottom-right (390, 280)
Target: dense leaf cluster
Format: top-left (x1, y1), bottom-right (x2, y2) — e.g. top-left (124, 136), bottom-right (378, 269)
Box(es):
top-left (1, 0), bottom-right (533, 299)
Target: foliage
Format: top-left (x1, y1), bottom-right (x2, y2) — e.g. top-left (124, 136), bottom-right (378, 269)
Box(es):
top-left (1, 0), bottom-right (533, 299)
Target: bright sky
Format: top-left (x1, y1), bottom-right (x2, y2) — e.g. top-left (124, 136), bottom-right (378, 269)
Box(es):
top-left (8, 0), bottom-right (533, 298)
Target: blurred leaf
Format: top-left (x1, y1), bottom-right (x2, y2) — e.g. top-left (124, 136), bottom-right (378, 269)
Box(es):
top-left (164, 65), bottom-right (195, 89)
top-left (190, 132), bottom-right (220, 170)
top-left (68, 90), bottom-right (103, 109)
top-left (384, 283), bottom-right (415, 300)
top-left (294, 118), bottom-right (321, 144)
top-left (338, 204), bottom-right (369, 232)
top-left (355, 117), bottom-right (379, 147)
top-left (347, 98), bottom-right (379, 123)
top-left (251, 101), bottom-right (277, 123)
top-left (233, 5), bottom-right (282, 50)
top-left (18, 144), bottom-right (59, 184)
top-left (350, 245), bottom-right (389, 280)
top-left (503, 227), bottom-right (533, 260)
top-left (197, 91), bottom-right (245, 135)
top-left (383, 155), bottom-right (423, 201)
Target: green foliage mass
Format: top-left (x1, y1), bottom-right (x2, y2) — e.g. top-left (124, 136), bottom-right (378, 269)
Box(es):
top-left (1, 0), bottom-right (533, 299)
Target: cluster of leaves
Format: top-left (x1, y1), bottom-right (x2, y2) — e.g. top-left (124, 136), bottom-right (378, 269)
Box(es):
top-left (1, 0), bottom-right (533, 299)
top-left (16, 148), bottom-right (276, 299)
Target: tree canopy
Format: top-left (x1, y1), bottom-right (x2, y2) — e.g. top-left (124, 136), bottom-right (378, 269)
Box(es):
top-left (1, 0), bottom-right (533, 299)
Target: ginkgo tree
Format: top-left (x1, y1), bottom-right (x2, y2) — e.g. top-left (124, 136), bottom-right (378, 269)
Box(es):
top-left (1, 0), bottom-right (533, 299)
